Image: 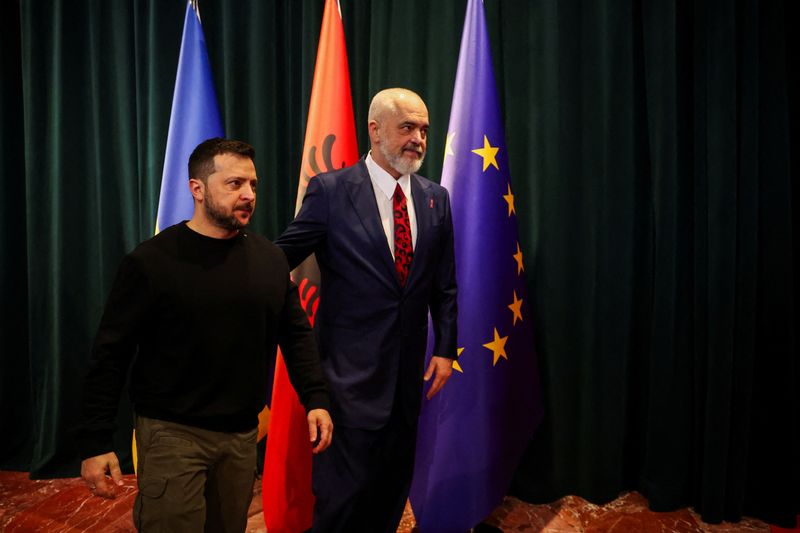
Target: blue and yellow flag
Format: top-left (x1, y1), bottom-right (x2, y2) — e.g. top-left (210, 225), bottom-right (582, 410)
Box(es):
top-left (409, 0), bottom-right (543, 530)
top-left (156, 0), bottom-right (223, 233)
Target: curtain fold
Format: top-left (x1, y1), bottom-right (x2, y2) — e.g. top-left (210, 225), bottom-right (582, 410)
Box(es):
top-left (0, 0), bottom-right (32, 472)
top-left (1, 0), bottom-right (796, 525)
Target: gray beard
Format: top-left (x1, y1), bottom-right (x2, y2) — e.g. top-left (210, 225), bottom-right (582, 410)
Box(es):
top-left (381, 144), bottom-right (424, 176)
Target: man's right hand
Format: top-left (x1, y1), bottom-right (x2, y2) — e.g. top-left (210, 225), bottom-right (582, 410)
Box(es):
top-left (307, 408), bottom-right (333, 454)
top-left (80, 451), bottom-right (125, 499)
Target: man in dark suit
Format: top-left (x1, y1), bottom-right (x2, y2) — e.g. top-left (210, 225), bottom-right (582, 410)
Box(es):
top-left (276, 88), bottom-right (458, 532)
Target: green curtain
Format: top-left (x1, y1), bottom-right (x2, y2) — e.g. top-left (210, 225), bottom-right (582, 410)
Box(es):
top-left (1, 0), bottom-right (31, 474)
top-left (1, 0), bottom-right (796, 526)
top-left (504, 0), bottom-right (798, 525)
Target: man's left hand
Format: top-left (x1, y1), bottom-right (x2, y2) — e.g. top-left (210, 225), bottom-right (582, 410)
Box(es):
top-left (307, 408), bottom-right (333, 454)
top-left (424, 356), bottom-right (453, 400)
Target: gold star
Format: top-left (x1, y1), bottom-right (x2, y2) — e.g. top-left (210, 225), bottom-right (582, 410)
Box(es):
top-left (471, 135), bottom-right (500, 172)
top-left (513, 242), bottom-right (524, 275)
top-left (452, 347), bottom-right (465, 373)
top-left (482, 327), bottom-right (509, 366)
top-left (503, 183), bottom-right (515, 217)
top-left (508, 290), bottom-right (523, 325)
top-left (444, 132), bottom-right (456, 159)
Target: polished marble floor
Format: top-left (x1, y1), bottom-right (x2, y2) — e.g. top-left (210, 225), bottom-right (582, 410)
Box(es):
top-left (0, 471), bottom-right (795, 532)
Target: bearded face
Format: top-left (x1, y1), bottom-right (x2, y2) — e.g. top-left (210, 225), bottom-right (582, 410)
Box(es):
top-left (195, 153), bottom-right (258, 232)
top-left (369, 92), bottom-right (429, 178)
top-left (203, 185), bottom-right (254, 231)
top-left (379, 135), bottom-right (425, 176)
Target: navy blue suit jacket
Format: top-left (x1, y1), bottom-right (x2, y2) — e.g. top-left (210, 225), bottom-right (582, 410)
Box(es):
top-left (276, 160), bottom-right (457, 430)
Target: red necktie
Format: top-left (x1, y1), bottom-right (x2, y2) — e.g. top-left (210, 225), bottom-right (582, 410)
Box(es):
top-left (393, 183), bottom-right (413, 286)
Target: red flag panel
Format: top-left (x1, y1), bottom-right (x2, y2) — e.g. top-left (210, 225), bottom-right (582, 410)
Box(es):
top-left (263, 0), bottom-right (359, 530)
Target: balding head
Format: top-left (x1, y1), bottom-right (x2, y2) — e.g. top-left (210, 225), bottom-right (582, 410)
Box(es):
top-left (368, 88), bottom-right (429, 178)
top-left (368, 88), bottom-right (427, 123)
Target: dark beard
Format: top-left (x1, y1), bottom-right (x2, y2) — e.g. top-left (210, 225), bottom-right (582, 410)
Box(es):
top-left (204, 191), bottom-right (250, 231)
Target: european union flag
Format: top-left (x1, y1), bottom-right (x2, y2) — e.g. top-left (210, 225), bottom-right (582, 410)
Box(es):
top-left (156, 0), bottom-right (223, 233)
top-left (409, 0), bottom-right (543, 531)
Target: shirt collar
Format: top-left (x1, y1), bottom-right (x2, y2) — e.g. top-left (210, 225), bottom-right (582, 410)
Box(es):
top-left (366, 152), bottom-right (411, 199)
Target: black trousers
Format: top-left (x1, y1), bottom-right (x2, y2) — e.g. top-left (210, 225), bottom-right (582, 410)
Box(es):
top-left (310, 408), bottom-right (418, 533)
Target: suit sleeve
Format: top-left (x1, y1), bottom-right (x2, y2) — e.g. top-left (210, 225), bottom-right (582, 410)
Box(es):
top-left (277, 274), bottom-right (331, 413)
top-left (275, 176), bottom-right (329, 270)
top-left (430, 188), bottom-right (458, 359)
top-left (73, 255), bottom-right (149, 459)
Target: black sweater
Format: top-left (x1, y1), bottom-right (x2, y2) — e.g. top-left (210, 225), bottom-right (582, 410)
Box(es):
top-left (74, 222), bottom-right (329, 459)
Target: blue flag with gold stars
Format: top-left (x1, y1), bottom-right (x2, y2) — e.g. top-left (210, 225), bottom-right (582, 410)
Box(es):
top-left (409, 0), bottom-right (543, 531)
top-left (156, 0), bottom-right (223, 233)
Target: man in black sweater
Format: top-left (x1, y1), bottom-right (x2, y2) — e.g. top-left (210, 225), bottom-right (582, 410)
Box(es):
top-left (74, 138), bottom-right (332, 532)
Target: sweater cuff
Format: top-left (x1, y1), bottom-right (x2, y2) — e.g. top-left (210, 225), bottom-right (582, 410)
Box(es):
top-left (303, 392), bottom-right (331, 414)
top-left (72, 428), bottom-right (116, 461)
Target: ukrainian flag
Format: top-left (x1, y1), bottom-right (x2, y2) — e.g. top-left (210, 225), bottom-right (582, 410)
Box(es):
top-left (156, 0), bottom-right (223, 233)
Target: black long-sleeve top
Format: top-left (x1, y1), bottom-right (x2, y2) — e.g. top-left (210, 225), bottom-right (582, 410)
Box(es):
top-left (74, 222), bottom-right (329, 459)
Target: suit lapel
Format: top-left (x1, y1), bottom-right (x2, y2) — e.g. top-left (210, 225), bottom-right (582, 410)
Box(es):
top-left (407, 174), bottom-right (432, 288)
top-left (344, 161), bottom-right (399, 289)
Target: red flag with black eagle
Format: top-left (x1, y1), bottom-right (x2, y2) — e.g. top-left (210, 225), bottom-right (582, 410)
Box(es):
top-left (262, 0), bottom-right (358, 531)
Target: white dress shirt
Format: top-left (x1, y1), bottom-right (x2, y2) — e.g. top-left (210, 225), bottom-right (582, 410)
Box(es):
top-left (365, 152), bottom-right (418, 258)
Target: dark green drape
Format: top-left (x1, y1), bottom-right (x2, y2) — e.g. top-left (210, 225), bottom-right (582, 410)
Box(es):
top-left (1, 0), bottom-right (796, 526)
top-left (1, 0), bottom-right (31, 474)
